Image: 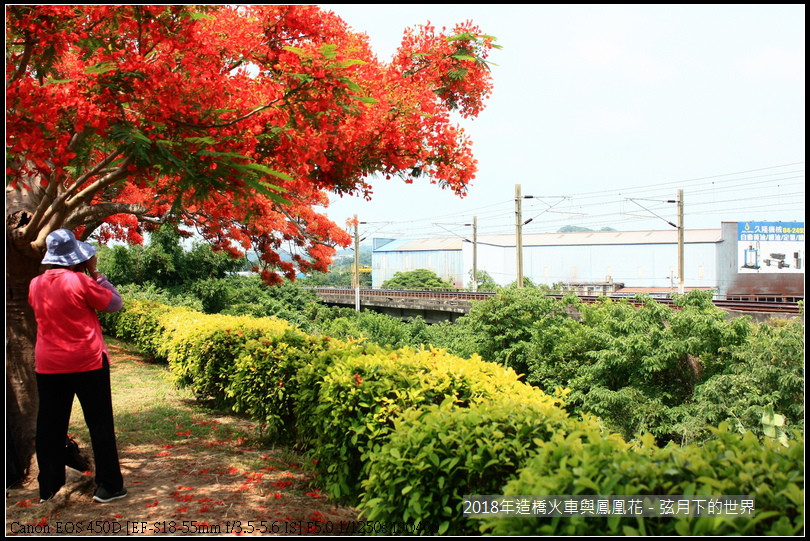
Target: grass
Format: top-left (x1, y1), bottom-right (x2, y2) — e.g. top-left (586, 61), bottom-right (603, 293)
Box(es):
top-left (68, 337), bottom-right (298, 473)
top-left (6, 337), bottom-right (359, 535)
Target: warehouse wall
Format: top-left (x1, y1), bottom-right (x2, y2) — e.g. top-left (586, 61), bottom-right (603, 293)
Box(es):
top-left (463, 241), bottom-right (718, 289)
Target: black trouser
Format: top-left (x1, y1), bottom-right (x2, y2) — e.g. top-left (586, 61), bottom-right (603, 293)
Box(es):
top-left (35, 354), bottom-right (123, 500)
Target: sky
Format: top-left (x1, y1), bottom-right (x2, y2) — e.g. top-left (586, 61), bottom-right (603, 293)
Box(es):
top-left (316, 4), bottom-right (805, 242)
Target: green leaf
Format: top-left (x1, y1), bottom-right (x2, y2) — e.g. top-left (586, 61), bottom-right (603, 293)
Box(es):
top-left (343, 80), bottom-right (363, 93)
top-left (446, 33), bottom-right (475, 42)
top-left (85, 62), bottom-right (117, 75)
top-left (183, 136), bottom-right (217, 145)
top-left (320, 44), bottom-right (338, 59)
top-left (740, 511), bottom-right (782, 534)
top-left (573, 477), bottom-right (600, 492)
top-left (675, 520), bottom-right (692, 536)
top-left (696, 476), bottom-right (725, 490)
top-left (238, 162), bottom-right (294, 182)
top-left (349, 94), bottom-right (378, 104)
top-left (335, 59), bottom-right (367, 69)
top-left (129, 131), bottom-right (153, 145)
top-left (282, 46), bottom-right (307, 56)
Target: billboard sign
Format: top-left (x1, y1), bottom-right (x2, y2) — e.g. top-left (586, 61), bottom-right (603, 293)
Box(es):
top-left (737, 221), bottom-right (804, 274)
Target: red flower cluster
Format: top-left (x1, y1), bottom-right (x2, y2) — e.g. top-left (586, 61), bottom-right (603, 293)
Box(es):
top-left (6, 5), bottom-right (495, 287)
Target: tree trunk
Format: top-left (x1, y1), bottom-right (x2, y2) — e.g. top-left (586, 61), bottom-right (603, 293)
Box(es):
top-left (6, 228), bottom-right (42, 484)
top-left (6, 176), bottom-right (110, 486)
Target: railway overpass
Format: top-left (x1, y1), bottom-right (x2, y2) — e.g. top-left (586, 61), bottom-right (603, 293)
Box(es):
top-left (311, 288), bottom-right (803, 324)
top-left (312, 288), bottom-right (479, 323)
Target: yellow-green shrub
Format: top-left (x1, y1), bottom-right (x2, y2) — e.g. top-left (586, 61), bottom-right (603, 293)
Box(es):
top-left (101, 300), bottom-right (179, 360)
top-left (225, 329), bottom-right (334, 440)
top-left (480, 424), bottom-right (804, 535)
top-left (294, 346), bottom-right (560, 505)
top-left (162, 312), bottom-right (294, 400)
top-left (359, 395), bottom-right (593, 535)
top-left (108, 301), bottom-right (326, 440)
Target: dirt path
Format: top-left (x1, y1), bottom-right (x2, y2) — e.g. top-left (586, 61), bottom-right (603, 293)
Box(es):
top-left (6, 341), bottom-right (359, 536)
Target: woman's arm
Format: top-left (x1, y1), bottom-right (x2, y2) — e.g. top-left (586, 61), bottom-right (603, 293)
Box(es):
top-left (83, 255), bottom-right (123, 313)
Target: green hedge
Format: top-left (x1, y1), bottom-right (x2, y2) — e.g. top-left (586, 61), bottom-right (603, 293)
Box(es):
top-left (225, 330), bottom-right (334, 441)
top-left (480, 424), bottom-right (804, 536)
top-left (294, 345), bottom-right (558, 505)
top-left (100, 300), bottom-right (178, 360)
top-left (359, 396), bottom-right (594, 535)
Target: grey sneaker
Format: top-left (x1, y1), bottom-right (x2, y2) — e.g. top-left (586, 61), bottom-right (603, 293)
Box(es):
top-left (93, 486), bottom-right (127, 503)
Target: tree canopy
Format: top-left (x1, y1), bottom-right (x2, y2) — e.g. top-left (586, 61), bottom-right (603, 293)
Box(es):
top-left (6, 5), bottom-right (497, 281)
top-left (382, 268), bottom-right (456, 290)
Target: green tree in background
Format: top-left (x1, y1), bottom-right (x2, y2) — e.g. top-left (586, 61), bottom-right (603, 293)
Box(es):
top-left (468, 269), bottom-right (499, 291)
top-left (97, 224), bottom-right (244, 288)
top-left (381, 269), bottom-right (455, 290)
top-left (299, 250), bottom-right (372, 288)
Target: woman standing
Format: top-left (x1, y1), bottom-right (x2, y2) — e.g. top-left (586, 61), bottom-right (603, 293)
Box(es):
top-left (28, 229), bottom-right (126, 503)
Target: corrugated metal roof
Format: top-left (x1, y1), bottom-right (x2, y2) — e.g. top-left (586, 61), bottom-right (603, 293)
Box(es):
top-left (472, 229), bottom-right (722, 247)
top-left (617, 286), bottom-right (714, 294)
top-left (374, 237), bottom-right (463, 252)
top-left (372, 239), bottom-right (415, 252)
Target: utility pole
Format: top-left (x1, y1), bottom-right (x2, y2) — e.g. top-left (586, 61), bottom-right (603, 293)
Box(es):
top-left (677, 189), bottom-right (684, 295)
top-left (515, 184), bottom-right (524, 288)
top-left (472, 216), bottom-right (478, 291)
top-left (354, 214), bottom-right (360, 311)
top-left (461, 217), bottom-right (479, 291)
top-left (631, 191), bottom-right (685, 295)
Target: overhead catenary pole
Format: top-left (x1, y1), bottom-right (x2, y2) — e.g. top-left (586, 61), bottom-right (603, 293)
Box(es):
top-left (354, 214), bottom-right (360, 311)
top-left (677, 189), bottom-right (684, 295)
top-left (516, 184), bottom-right (524, 288)
top-left (627, 191), bottom-right (684, 296)
top-left (472, 216), bottom-right (478, 292)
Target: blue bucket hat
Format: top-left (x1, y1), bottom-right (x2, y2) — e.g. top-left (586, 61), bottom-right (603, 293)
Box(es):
top-left (41, 229), bottom-right (97, 266)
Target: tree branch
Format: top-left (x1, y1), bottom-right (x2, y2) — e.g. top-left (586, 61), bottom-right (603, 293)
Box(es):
top-left (21, 145), bottom-right (126, 240)
top-left (65, 155), bottom-right (133, 214)
top-left (34, 155), bottom-right (132, 235)
top-left (63, 145), bottom-right (128, 199)
top-left (20, 172), bottom-right (62, 243)
top-left (7, 30), bottom-right (34, 86)
top-left (274, 204), bottom-right (337, 249)
top-left (170, 99), bottom-right (281, 129)
top-left (64, 202), bottom-right (150, 232)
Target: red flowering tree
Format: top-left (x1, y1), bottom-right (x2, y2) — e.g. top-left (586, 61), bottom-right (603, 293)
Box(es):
top-left (6, 5), bottom-right (496, 479)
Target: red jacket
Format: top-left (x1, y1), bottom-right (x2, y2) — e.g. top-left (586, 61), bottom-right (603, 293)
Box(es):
top-left (29, 269), bottom-right (120, 374)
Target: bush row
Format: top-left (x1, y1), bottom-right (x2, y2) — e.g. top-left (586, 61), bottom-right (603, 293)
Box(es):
top-left (102, 300), bottom-right (804, 535)
top-left (480, 425), bottom-right (804, 536)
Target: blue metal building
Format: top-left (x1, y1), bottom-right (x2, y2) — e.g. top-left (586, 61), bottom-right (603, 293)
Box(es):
top-left (371, 222), bottom-right (804, 298)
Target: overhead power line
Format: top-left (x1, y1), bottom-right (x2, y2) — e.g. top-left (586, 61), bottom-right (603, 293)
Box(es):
top-left (347, 163), bottom-right (803, 240)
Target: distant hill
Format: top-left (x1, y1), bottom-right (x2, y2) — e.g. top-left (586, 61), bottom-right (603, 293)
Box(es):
top-left (334, 244), bottom-right (373, 258)
top-left (557, 225), bottom-right (617, 233)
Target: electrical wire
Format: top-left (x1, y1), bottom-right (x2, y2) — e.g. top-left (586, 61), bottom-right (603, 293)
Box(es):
top-left (346, 163), bottom-right (804, 240)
